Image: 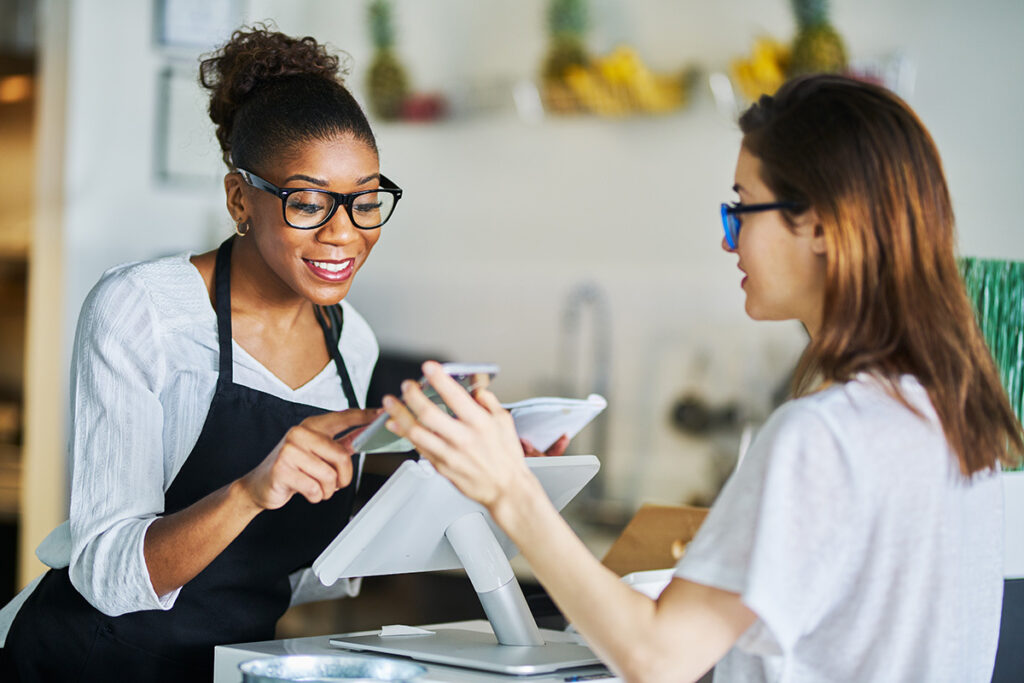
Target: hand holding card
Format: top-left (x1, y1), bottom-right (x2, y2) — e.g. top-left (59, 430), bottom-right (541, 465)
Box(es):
top-left (351, 363), bottom-right (499, 454)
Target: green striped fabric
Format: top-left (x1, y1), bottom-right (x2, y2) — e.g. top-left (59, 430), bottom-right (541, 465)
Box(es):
top-left (959, 257), bottom-right (1024, 471)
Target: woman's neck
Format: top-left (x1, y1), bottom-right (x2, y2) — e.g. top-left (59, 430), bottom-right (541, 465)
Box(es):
top-left (229, 237), bottom-right (311, 329)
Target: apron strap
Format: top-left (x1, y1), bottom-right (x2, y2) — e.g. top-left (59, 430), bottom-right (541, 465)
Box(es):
top-left (314, 304), bottom-right (366, 495)
top-left (313, 304), bottom-right (360, 409)
top-left (215, 235), bottom-right (357, 408)
top-left (214, 237), bottom-right (235, 389)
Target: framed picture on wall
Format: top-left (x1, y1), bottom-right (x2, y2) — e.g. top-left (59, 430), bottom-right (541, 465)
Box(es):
top-left (153, 0), bottom-right (241, 50)
top-left (154, 64), bottom-right (223, 186)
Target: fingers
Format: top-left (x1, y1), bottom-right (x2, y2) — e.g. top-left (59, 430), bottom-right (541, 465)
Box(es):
top-left (289, 453), bottom-right (338, 502)
top-left (420, 361), bottom-right (489, 424)
top-left (391, 363), bottom-right (518, 457)
top-left (304, 407), bottom-right (384, 454)
top-left (380, 365), bottom-right (534, 513)
top-left (521, 434), bottom-right (568, 457)
top-left (382, 395), bottom-right (458, 461)
top-left (475, 388), bottom-right (505, 415)
top-left (334, 426), bottom-right (366, 453)
top-left (520, 438), bottom-right (541, 457)
top-left (476, 388), bottom-right (520, 446)
top-left (245, 410), bottom-right (371, 510)
top-left (545, 434), bottom-right (570, 457)
top-left (305, 408), bottom-right (382, 439)
top-left (281, 423), bottom-right (355, 501)
top-left (397, 380), bottom-right (473, 447)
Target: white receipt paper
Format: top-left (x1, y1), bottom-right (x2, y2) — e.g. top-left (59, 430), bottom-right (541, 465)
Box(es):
top-left (379, 624), bottom-right (436, 637)
top-left (505, 394), bottom-right (607, 452)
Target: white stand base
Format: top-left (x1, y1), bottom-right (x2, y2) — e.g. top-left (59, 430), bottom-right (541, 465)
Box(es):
top-left (330, 626), bottom-right (601, 676)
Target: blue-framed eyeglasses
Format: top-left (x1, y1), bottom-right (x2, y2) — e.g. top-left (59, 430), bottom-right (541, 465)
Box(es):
top-left (720, 201), bottom-right (804, 249)
top-left (238, 168), bottom-right (403, 230)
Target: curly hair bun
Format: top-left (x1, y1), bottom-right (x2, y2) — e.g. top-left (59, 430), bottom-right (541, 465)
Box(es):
top-left (199, 25), bottom-right (373, 169)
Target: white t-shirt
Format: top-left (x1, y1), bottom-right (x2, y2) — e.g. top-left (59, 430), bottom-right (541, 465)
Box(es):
top-left (675, 374), bottom-right (1004, 683)
top-left (0, 252), bottom-right (379, 643)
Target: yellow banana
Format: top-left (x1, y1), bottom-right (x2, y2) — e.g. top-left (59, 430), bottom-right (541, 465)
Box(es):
top-left (564, 65), bottom-right (630, 117)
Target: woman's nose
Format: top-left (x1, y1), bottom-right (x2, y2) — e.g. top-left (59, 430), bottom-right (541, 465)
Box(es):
top-left (317, 208), bottom-right (359, 244)
top-left (721, 236), bottom-right (735, 253)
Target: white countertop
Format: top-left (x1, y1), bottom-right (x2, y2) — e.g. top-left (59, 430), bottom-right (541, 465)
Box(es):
top-left (214, 620), bottom-right (620, 683)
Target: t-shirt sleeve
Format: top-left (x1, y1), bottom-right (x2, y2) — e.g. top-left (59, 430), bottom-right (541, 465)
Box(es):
top-left (66, 268), bottom-right (181, 616)
top-left (674, 401), bottom-right (860, 654)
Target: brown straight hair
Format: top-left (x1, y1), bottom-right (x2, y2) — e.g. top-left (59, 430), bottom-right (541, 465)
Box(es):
top-left (739, 74), bottom-right (1023, 476)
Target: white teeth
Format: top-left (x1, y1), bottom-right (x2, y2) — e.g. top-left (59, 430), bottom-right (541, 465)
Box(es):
top-left (311, 260), bottom-right (351, 273)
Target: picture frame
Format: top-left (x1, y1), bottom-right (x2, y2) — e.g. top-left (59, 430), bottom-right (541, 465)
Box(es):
top-left (153, 0), bottom-right (241, 51)
top-left (153, 63), bottom-right (223, 186)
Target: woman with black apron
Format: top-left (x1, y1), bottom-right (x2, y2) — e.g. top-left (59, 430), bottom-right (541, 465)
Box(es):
top-left (0, 28), bottom-right (401, 681)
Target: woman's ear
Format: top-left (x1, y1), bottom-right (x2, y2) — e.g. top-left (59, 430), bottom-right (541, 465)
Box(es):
top-left (806, 209), bottom-right (827, 256)
top-left (224, 172), bottom-right (247, 222)
top-left (811, 225), bottom-right (827, 255)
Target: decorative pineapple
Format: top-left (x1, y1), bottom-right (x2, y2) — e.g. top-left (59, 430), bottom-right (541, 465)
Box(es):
top-left (541, 0), bottom-right (589, 113)
top-left (788, 0), bottom-right (848, 76)
top-left (541, 0), bottom-right (589, 81)
top-left (366, 0), bottom-right (409, 121)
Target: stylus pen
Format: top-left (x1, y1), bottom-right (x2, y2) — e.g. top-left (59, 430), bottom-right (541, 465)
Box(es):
top-left (564, 673), bottom-right (616, 681)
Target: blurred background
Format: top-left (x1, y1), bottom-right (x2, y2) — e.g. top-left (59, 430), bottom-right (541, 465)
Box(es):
top-left (1, 0), bottom-right (1022, 636)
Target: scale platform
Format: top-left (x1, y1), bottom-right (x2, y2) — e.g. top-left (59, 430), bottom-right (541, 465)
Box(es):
top-left (330, 625), bottom-right (601, 676)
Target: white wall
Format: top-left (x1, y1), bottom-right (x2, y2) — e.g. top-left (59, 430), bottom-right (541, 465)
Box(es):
top-left (57, 0), bottom-right (1024, 509)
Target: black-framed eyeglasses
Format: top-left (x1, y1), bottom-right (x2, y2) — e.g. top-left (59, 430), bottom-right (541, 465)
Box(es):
top-left (720, 201), bottom-right (804, 249)
top-left (238, 168), bottom-right (403, 230)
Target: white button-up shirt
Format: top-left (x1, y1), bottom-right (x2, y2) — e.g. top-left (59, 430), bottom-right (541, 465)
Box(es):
top-left (0, 252), bottom-right (378, 643)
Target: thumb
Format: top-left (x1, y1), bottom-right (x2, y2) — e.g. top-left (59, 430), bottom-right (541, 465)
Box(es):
top-left (304, 408), bottom-right (383, 438)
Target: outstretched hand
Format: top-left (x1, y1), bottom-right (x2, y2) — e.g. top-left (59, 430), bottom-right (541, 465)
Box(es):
top-left (382, 361), bottom-right (540, 516)
top-left (239, 408), bottom-right (381, 511)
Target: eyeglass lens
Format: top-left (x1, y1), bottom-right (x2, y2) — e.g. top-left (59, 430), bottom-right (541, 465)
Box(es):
top-left (720, 204), bottom-right (739, 249)
top-left (285, 189), bottom-right (396, 229)
top-left (726, 214), bottom-right (739, 248)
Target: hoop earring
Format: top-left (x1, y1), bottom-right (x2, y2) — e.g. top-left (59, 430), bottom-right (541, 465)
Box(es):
top-left (235, 218), bottom-right (252, 237)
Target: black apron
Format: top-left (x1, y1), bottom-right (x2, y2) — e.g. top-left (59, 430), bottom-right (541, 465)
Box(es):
top-left (1, 237), bottom-right (360, 682)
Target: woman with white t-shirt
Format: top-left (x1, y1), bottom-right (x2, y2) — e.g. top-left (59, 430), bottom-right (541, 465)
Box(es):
top-left (0, 27), bottom-right (398, 681)
top-left (382, 75), bottom-right (1023, 681)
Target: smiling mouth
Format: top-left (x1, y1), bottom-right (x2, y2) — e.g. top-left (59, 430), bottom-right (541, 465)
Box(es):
top-left (304, 258), bottom-right (355, 282)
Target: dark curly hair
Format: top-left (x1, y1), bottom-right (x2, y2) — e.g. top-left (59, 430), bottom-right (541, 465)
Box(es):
top-left (199, 25), bottom-right (376, 171)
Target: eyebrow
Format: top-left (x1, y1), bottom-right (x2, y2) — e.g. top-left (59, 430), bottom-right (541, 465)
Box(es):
top-left (283, 173), bottom-right (380, 187)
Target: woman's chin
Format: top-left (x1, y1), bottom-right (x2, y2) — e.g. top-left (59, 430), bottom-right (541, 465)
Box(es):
top-left (743, 301), bottom-right (789, 324)
top-left (744, 300), bottom-right (763, 320)
top-left (303, 279), bottom-right (354, 307)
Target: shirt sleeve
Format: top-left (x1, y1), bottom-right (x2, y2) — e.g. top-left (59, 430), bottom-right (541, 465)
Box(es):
top-left (66, 267), bottom-right (181, 616)
top-left (674, 400), bottom-right (861, 654)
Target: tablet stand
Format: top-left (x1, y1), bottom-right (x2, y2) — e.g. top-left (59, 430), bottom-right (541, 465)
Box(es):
top-left (446, 512), bottom-right (543, 646)
top-left (319, 456), bottom-right (603, 675)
